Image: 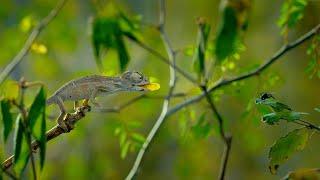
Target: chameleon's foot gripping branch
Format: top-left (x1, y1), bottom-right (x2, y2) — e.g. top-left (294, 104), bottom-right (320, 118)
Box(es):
top-left (1, 105), bottom-right (91, 170)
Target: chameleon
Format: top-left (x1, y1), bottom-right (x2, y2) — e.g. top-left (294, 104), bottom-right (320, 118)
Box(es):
top-left (255, 93), bottom-right (308, 125)
top-left (46, 71), bottom-right (160, 132)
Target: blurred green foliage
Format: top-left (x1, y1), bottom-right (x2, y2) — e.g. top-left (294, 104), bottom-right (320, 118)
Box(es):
top-left (278, 0), bottom-right (308, 39)
top-left (0, 0), bottom-right (319, 179)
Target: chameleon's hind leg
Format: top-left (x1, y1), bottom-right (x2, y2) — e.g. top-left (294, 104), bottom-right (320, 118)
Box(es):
top-left (57, 97), bottom-right (69, 132)
top-left (89, 89), bottom-right (101, 107)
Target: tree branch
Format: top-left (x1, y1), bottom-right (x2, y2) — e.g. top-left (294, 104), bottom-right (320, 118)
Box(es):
top-left (1, 105), bottom-right (91, 170)
top-left (125, 9), bottom-right (320, 180)
top-left (127, 37), bottom-right (199, 85)
top-left (126, 1), bottom-right (178, 179)
top-left (0, 0), bottom-right (68, 85)
top-left (93, 93), bottom-right (186, 113)
top-left (200, 86), bottom-right (232, 179)
top-left (167, 23), bottom-right (320, 118)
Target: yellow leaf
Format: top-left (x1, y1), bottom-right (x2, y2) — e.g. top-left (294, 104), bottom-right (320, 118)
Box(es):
top-left (20, 15), bottom-right (34, 32)
top-left (141, 83), bottom-right (160, 91)
top-left (31, 43), bottom-right (48, 54)
top-left (227, 61), bottom-right (235, 70)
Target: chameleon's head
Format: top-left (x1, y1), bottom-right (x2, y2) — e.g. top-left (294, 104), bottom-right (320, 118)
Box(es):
top-left (120, 71), bottom-right (160, 92)
top-left (255, 92), bottom-right (275, 105)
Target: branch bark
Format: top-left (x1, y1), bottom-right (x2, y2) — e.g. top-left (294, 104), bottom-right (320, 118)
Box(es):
top-left (1, 105), bottom-right (91, 170)
top-left (201, 86), bottom-right (232, 179)
top-left (126, 0), bottom-right (178, 179)
top-left (0, 0), bottom-right (68, 85)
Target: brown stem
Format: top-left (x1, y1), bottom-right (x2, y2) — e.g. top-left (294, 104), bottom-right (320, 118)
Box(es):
top-left (219, 136), bottom-right (232, 180)
top-left (201, 86), bottom-right (232, 179)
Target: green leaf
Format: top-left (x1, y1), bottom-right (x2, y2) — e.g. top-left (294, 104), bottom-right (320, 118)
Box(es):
top-left (28, 87), bottom-right (46, 169)
top-left (269, 128), bottom-right (311, 174)
top-left (127, 121), bottom-right (142, 129)
top-left (118, 12), bottom-right (141, 41)
top-left (1, 99), bottom-right (13, 142)
top-left (120, 141), bottom-right (130, 159)
top-left (262, 113), bottom-right (281, 125)
top-left (191, 113), bottom-right (211, 139)
top-left (193, 19), bottom-right (211, 78)
top-left (305, 35), bottom-right (320, 79)
top-left (278, 0), bottom-right (308, 35)
top-left (119, 130), bottom-right (127, 147)
top-left (131, 133), bottom-right (145, 144)
top-left (215, 6), bottom-right (238, 62)
top-left (28, 87), bottom-right (46, 134)
top-left (115, 32), bottom-right (130, 72)
top-left (92, 17), bottom-right (119, 71)
top-left (91, 15), bottom-right (134, 72)
top-left (13, 115), bottom-right (29, 176)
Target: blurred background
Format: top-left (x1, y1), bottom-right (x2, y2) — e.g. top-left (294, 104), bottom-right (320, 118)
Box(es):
top-left (1, 0), bottom-right (320, 179)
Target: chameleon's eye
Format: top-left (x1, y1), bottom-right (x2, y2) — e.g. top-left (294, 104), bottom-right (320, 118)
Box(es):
top-left (260, 93), bottom-right (273, 100)
top-left (261, 93), bottom-right (268, 100)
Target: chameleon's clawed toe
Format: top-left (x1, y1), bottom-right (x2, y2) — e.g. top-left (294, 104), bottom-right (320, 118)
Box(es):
top-left (57, 113), bottom-right (71, 132)
top-left (82, 99), bottom-right (89, 107)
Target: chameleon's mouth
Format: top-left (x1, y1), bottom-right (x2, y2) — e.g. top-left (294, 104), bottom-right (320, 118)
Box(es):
top-left (138, 83), bottom-right (160, 91)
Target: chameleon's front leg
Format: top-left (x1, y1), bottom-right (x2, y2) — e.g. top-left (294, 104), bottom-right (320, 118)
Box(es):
top-left (56, 97), bottom-right (70, 132)
top-left (82, 89), bottom-right (101, 107)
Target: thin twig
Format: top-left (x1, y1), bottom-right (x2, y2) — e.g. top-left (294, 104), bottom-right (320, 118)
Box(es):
top-left (127, 38), bottom-right (199, 85)
top-left (219, 136), bottom-right (232, 180)
top-left (0, 0), bottom-right (68, 85)
top-left (93, 93), bottom-right (186, 113)
top-left (25, 130), bottom-right (37, 180)
top-left (166, 23), bottom-right (320, 118)
top-left (201, 86), bottom-right (232, 179)
top-left (297, 119), bottom-right (320, 131)
top-left (126, 1), bottom-right (177, 179)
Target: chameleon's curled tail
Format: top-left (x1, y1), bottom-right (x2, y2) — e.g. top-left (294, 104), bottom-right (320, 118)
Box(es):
top-left (46, 96), bottom-right (57, 106)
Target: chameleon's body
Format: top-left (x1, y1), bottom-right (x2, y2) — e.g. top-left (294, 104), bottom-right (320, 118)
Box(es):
top-left (47, 75), bottom-right (122, 105)
top-left (47, 71), bottom-right (157, 131)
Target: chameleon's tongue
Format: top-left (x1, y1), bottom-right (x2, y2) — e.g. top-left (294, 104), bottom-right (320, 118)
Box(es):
top-left (139, 83), bottom-right (160, 91)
